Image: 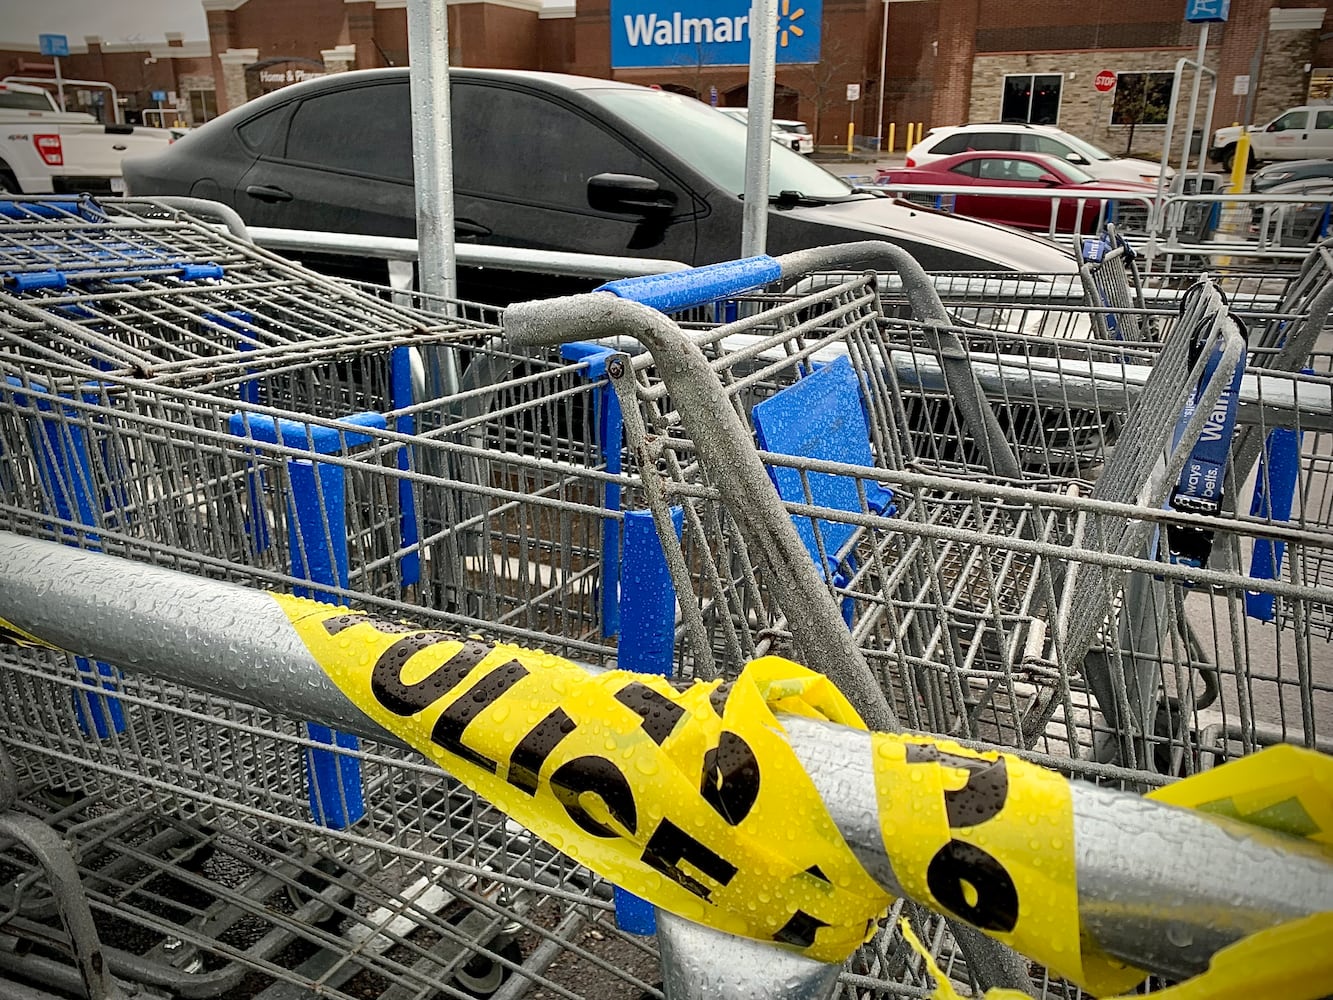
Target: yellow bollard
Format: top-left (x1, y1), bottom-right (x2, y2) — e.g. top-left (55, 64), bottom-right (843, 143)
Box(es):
top-left (917, 121), bottom-right (925, 146)
top-left (887, 122), bottom-right (896, 154)
top-left (905, 122), bottom-right (914, 149)
top-left (1228, 128), bottom-right (1251, 194)
top-left (847, 123), bottom-right (855, 155)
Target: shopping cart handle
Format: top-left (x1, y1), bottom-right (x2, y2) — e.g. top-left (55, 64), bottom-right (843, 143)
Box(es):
top-left (595, 255), bottom-right (781, 313)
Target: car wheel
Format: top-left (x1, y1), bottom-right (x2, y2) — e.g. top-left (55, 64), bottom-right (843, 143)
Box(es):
top-left (1220, 147), bottom-right (1235, 172)
top-left (0, 168), bottom-right (19, 194)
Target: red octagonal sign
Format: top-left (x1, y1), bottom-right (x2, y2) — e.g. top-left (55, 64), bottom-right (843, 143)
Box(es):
top-left (1095, 70), bottom-right (1117, 92)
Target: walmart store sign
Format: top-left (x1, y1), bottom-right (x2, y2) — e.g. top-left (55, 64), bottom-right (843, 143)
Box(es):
top-left (611, 0), bottom-right (822, 68)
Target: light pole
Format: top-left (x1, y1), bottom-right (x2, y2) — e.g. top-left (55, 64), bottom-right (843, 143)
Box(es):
top-left (875, 0), bottom-right (889, 151)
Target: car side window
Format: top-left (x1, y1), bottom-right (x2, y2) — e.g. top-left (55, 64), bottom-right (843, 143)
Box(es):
top-left (964, 133), bottom-right (1017, 152)
top-left (1317, 110), bottom-right (1333, 130)
top-left (1021, 135), bottom-right (1071, 157)
top-left (450, 84), bottom-right (671, 212)
top-left (284, 83), bottom-right (412, 181)
top-left (931, 134), bottom-right (970, 155)
top-left (975, 158), bottom-right (1050, 182)
top-left (237, 104), bottom-right (294, 156)
top-left (1271, 111), bottom-right (1308, 131)
top-left (949, 159), bottom-right (980, 178)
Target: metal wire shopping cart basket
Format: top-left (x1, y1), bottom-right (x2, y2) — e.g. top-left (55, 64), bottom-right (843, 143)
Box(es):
top-left (0, 204), bottom-right (1330, 1000)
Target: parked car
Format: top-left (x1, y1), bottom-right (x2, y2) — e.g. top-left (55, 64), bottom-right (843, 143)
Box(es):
top-left (124, 69), bottom-right (1076, 302)
top-left (0, 81), bottom-right (174, 195)
top-left (905, 122), bottom-right (1173, 185)
top-left (877, 151), bottom-right (1155, 233)
top-left (1250, 157), bottom-right (1333, 193)
top-left (1246, 176), bottom-right (1333, 245)
top-left (1212, 107), bottom-right (1333, 172)
top-left (720, 108), bottom-right (815, 155)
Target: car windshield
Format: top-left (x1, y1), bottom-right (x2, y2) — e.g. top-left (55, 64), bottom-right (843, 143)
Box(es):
top-left (776, 121), bottom-right (811, 134)
top-left (1055, 131), bottom-right (1115, 162)
top-left (587, 89), bottom-right (852, 199)
top-left (1042, 156), bottom-right (1096, 183)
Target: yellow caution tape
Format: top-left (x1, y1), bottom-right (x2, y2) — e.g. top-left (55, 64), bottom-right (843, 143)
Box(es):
top-left (271, 593), bottom-right (1331, 989)
top-left (904, 911), bottom-right (1333, 1000)
top-left (0, 614), bottom-right (58, 650)
top-left (870, 732), bottom-right (1142, 995)
top-left (1146, 743), bottom-right (1333, 852)
top-left (276, 594), bottom-right (890, 962)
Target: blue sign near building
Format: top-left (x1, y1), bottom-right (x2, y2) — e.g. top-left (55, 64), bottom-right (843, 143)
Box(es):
top-left (611, 0), bottom-right (821, 68)
top-left (1185, 0), bottom-right (1230, 22)
top-left (38, 34), bottom-right (69, 58)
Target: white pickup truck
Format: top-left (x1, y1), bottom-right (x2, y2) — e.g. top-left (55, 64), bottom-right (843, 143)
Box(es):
top-left (0, 80), bottom-right (175, 195)
top-left (1211, 105), bottom-right (1333, 172)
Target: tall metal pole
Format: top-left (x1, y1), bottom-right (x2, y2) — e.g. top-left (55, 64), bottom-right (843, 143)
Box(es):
top-left (406, 0), bottom-right (460, 394)
top-left (1180, 21), bottom-right (1209, 189)
top-left (740, 0), bottom-right (778, 258)
top-left (875, 0), bottom-right (889, 152)
top-left (54, 56), bottom-right (65, 113)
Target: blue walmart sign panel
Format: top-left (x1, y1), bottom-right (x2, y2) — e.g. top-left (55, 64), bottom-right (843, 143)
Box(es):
top-left (611, 0), bottom-right (822, 68)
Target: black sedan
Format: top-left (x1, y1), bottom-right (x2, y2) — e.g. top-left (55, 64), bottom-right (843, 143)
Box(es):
top-left (125, 69), bottom-right (1075, 301)
top-left (1250, 158), bottom-right (1333, 194)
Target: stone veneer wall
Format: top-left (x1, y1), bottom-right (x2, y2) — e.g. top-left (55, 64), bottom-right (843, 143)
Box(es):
top-left (968, 48), bottom-right (1227, 158)
top-left (968, 27), bottom-right (1321, 158)
top-left (1253, 26), bottom-right (1320, 123)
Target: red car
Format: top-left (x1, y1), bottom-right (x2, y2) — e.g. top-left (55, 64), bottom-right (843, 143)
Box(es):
top-left (876, 151), bottom-right (1156, 233)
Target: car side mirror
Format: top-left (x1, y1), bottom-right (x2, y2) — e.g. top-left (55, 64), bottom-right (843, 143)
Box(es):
top-left (1065, 152), bottom-right (1088, 165)
top-left (587, 173), bottom-right (677, 215)
top-left (1037, 172), bottom-right (1062, 186)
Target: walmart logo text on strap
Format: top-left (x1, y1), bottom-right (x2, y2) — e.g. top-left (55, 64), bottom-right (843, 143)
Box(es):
top-left (611, 0), bottom-right (821, 69)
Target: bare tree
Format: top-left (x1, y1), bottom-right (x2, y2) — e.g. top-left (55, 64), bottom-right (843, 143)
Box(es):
top-left (668, 42), bottom-right (713, 103)
top-left (789, 37), bottom-right (865, 144)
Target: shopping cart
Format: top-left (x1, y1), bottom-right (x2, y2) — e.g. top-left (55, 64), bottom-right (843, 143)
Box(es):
top-left (505, 241), bottom-right (1332, 776)
top-left (0, 198), bottom-right (660, 1000)
top-left (1, 214), bottom-right (1330, 999)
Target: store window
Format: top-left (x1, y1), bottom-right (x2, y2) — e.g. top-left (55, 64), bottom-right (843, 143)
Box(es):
top-left (188, 89), bottom-right (218, 123)
top-left (1001, 74), bottom-right (1062, 125)
top-left (1110, 72), bottom-right (1174, 127)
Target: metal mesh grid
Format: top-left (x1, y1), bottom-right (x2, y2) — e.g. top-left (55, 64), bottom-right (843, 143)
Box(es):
top-left (0, 225), bottom-right (1330, 999)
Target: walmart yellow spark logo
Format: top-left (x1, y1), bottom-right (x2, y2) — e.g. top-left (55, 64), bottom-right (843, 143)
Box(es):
top-left (777, 0), bottom-right (805, 47)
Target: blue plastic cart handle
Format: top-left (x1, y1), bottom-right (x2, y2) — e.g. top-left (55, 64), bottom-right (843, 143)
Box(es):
top-left (595, 255), bottom-right (781, 313)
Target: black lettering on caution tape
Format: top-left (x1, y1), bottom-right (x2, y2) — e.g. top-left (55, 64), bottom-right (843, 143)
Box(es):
top-left (925, 840), bottom-right (1019, 933)
top-left (772, 909), bottom-right (831, 949)
top-left (431, 660), bottom-right (530, 773)
top-left (642, 817), bottom-right (738, 900)
top-left (614, 682), bottom-right (685, 745)
top-left (507, 707), bottom-right (576, 795)
top-left (905, 744), bottom-right (1019, 932)
top-left (905, 744), bottom-right (1009, 828)
top-left (550, 755), bottom-right (639, 838)
top-left (700, 731), bottom-right (760, 826)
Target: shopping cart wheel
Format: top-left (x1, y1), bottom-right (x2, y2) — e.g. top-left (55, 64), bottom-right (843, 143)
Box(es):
top-left (444, 908), bottom-right (522, 998)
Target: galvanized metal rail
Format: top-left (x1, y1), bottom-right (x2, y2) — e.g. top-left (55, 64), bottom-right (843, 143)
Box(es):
top-left (0, 532), bottom-right (1329, 986)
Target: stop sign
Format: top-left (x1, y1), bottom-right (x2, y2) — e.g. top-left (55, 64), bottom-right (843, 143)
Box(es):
top-left (1095, 70), bottom-right (1117, 92)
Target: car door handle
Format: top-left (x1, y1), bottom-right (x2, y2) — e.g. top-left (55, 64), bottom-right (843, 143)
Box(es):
top-left (455, 218), bottom-right (491, 238)
top-left (244, 184), bottom-right (293, 203)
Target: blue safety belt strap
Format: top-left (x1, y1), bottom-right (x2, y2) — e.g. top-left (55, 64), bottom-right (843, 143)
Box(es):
top-left (1165, 313), bottom-right (1247, 569)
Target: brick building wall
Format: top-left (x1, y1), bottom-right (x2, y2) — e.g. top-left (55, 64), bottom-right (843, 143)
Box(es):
top-left (4, 0), bottom-right (1326, 150)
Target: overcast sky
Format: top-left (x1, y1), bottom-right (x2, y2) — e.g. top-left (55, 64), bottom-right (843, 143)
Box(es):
top-left (1, 0), bottom-right (211, 49)
top-left (2, 0), bottom-right (564, 52)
